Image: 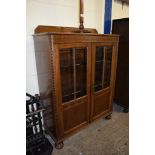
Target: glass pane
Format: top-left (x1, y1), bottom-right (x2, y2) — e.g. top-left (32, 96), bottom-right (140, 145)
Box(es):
top-left (94, 46), bottom-right (112, 92)
top-left (59, 48), bottom-right (74, 103)
top-left (94, 47), bottom-right (104, 91)
top-left (103, 47), bottom-right (112, 88)
top-left (75, 48), bottom-right (87, 98)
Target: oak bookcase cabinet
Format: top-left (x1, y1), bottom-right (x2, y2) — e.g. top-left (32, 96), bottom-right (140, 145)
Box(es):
top-left (33, 26), bottom-right (119, 149)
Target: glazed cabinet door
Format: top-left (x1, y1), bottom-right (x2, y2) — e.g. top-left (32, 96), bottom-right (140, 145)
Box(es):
top-left (91, 43), bottom-right (117, 121)
top-left (55, 43), bottom-right (91, 136)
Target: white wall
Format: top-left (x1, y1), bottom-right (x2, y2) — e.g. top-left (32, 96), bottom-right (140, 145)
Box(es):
top-left (26, 0), bottom-right (105, 95)
top-left (112, 0), bottom-right (129, 19)
top-left (26, 0), bottom-right (128, 95)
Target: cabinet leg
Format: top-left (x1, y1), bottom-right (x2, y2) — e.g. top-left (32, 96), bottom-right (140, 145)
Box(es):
top-left (105, 114), bottom-right (112, 120)
top-left (55, 141), bottom-right (64, 149)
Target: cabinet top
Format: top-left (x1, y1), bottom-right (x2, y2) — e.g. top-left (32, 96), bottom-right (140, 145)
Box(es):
top-left (33, 25), bottom-right (119, 37)
top-left (33, 32), bottom-right (119, 37)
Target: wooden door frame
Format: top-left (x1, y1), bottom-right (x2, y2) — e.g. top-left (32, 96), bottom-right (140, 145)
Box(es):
top-left (54, 42), bottom-right (92, 136)
top-left (90, 42), bottom-right (118, 121)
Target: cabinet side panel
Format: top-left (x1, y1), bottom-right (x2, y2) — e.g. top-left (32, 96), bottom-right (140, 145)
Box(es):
top-left (33, 35), bottom-right (57, 139)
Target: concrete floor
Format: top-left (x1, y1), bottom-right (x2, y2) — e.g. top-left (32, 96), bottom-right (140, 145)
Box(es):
top-left (50, 104), bottom-right (129, 155)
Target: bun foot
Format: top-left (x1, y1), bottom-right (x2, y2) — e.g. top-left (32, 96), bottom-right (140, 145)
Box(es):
top-left (55, 141), bottom-right (64, 149)
top-left (105, 114), bottom-right (112, 120)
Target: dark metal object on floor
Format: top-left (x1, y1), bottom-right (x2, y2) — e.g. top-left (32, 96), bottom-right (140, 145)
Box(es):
top-left (26, 93), bottom-right (53, 155)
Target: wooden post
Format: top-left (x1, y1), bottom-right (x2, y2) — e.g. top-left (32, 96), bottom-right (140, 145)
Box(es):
top-left (79, 0), bottom-right (84, 32)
